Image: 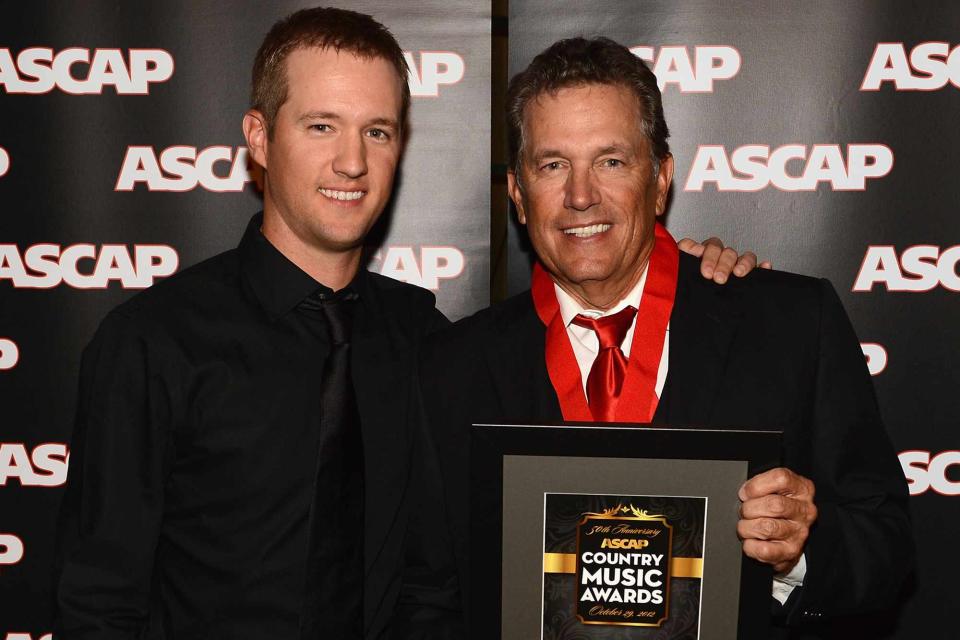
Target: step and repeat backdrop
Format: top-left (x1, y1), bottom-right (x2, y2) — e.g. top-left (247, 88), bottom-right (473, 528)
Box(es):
top-left (0, 1), bottom-right (489, 635)
top-left (506, 2), bottom-right (958, 638)
top-left (1, 0), bottom-right (956, 637)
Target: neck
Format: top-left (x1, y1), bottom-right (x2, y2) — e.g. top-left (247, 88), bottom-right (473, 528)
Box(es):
top-left (261, 210), bottom-right (361, 291)
top-left (558, 249), bottom-right (652, 312)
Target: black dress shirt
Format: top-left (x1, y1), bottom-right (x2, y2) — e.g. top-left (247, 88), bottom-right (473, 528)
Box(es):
top-left (54, 213), bottom-right (456, 639)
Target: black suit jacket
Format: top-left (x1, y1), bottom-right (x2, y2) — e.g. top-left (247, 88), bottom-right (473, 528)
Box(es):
top-left (55, 234), bottom-right (461, 639)
top-left (419, 252), bottom-right (910, 636)
top-left (346, 272), bottom-right (462, 639)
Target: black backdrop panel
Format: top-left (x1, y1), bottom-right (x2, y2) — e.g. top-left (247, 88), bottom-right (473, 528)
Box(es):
top-left (0, 2), bottom-right (490, 634)
top-left (507, 2), bottom-right (958, 637)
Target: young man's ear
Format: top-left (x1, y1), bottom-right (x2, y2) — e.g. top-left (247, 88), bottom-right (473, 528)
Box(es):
top-left (243, 109), bottom-right (269, 170)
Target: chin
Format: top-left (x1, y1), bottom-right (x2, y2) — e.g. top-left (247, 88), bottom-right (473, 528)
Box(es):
top-left (319, 237), bottom-right (366, 253)
top-left (560, 263), bottom-right (614, 282)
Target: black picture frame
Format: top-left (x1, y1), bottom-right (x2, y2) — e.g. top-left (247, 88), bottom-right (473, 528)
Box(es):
top-left (470, 422), bottom-right (782, 640)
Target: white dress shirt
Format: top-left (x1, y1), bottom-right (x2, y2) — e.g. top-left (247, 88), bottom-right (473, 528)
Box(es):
top-left (555, 269), bottom-right (668, 398)
top-left (553, 270), bottom-right (805, 604)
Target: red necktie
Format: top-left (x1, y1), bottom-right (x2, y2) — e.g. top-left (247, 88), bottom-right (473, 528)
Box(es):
top-left (572, 306), bottom-right (638, 422)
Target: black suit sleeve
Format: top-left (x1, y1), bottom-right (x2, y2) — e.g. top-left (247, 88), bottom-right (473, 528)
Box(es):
top-left (784, 280), bottom-right (911, 624)
top-left (389, 370), bottom-right (464, 639)
top-left (54, 312), bottom-right (172, 639)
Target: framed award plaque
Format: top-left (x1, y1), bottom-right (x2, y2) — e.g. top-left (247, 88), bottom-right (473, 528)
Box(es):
top-left (470, 423), bottom-right (782, 640)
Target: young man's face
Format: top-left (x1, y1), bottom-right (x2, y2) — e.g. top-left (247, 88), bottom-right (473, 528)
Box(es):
top-left (252, 46), bottom-right (404, 257)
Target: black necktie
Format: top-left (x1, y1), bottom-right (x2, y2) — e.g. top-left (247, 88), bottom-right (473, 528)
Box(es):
top-left (300, 291), bottom-right (364, 639)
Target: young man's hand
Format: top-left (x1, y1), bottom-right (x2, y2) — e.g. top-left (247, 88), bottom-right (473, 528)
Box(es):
top-left (678, 237), bottom-right (772, 284)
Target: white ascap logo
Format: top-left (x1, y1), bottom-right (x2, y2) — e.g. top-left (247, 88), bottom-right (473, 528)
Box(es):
top-left (0, 443), bottom-right (69, 487)
top-left (684, 144), bottom-right (894, 191)
top-left (0, 146), bottom-right (8, 178)
top-left (860, 343), bottom-right (887, 376)
top-left (0, 244), bottom-right (178, 289)
top-left (853, 245), bottom-right (960, 292)
top-left (630, 45), bottom-right (740, 92)
top-left (861, 42), bottom-right (960, 91)
top-left (0, 533), bottom-right (23, 567)
top-left (0, 47), bottom-right (173, 95)
top-left (404, 51), bottom-right (464, 97)
top-left (115, 146), bottom-right (252, 192)
top-left (900, 451), bottom-right (960, 496)
top-left (0, 338), bottom-right (18, 371)
top-left (371, 246), bottom-right (465, 290)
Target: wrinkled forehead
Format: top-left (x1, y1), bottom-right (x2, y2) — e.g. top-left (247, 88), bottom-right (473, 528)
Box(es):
top-left (521, 83), bottom-right (648, 152)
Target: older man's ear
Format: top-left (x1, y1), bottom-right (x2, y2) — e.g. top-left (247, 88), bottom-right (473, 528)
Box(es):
top-left (678, 237), bottom-right (773, 284)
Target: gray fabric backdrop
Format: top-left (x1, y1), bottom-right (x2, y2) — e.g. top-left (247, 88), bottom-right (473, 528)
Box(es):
top-left (1, 1), bottom-right (955, 637)
top-left (507, 2), bottom-right (958, 638)
top-left (0, 2), bottom-right (489, 634)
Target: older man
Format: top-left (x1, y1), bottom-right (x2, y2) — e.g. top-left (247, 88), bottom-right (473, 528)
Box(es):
top-left (420, 37), bottom-right (910, 636)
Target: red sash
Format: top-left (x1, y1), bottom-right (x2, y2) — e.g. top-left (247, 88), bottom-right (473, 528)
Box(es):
top-left (531, 222), bottom-right (679, 423)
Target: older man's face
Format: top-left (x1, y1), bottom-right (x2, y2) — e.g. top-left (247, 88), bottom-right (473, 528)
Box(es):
top-left (508, 83), bottom-right (673, 308)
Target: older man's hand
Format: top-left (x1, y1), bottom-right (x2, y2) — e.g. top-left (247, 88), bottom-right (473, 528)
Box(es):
top-left (737, 467), bottom-right (817, 574)
top-left (678, 236), bottom-right (773, 284)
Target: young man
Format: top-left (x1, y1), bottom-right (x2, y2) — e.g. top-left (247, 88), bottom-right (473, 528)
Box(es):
top-left (54, 8), bottom-right (457, 640)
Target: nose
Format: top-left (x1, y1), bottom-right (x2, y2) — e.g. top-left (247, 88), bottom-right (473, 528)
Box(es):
top-left (563, 166), bottom-right (600, 211)
top-left (332, 131), bottom-right (368, 179)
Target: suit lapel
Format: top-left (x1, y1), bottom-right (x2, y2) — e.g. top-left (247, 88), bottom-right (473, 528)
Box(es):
top-left (480, 270), bottom-right (742, 429)
top-left (350, 281), bottom-right (410, 567)
top-left (658, 253), bottom-right (743, 426)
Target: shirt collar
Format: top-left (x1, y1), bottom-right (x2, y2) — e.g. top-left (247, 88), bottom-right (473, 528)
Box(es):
top-left (239, 212), bottom-right (365, 320)
top-left (555, 266), bottom-right (648, 327)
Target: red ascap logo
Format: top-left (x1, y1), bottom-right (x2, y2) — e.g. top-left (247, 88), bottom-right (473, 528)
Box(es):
top-left (0, 533), bottom-right (24, 567)
top-left (0, 47), bottom-right (173, 94)
top-left (370, 246), bottom-right (465, 291)
top-left (853, 245), bottom-right (960, 292)
top-left (0, 338), bottom-right (18, 371)
top-left (861, 42), bottom-right (960, 91)
top-left (860, 343), bottom-right (887, 376)
top-left (630, 45), bottom-right (740, 92)
top-left (684, 144), bottom-right (893, 191)
top-left (115, 146), bottom-right (252, 192)
top-left (0, 244), bottom-right (178, 289)
top-left (900, 451), bottom-right (960, 496)
top-left (0, 443), bottom-right (69, 487)
top-left (404, 51), bottom-right (464, 97)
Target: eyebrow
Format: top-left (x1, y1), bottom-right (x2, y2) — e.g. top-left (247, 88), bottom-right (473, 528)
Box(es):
top-left (366, 117), bottom-right (400, 130)
top-left (298, 111), bottom-right (399, 130)
top-left (532, 143), bottom-right (631, 162)
top-left (299, 111), bottom-right (340, 123)
top-left (531, 148), bottom-right (565, 162)
top-left (597, 144), bottom-right (630, 156)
